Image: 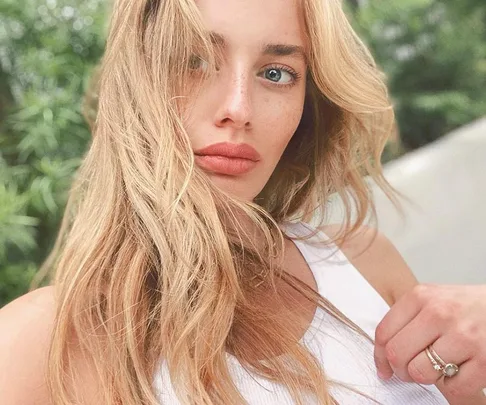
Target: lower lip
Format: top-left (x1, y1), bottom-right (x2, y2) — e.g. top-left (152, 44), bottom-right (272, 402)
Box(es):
top-left (195, 155), bottom-right (258, 175)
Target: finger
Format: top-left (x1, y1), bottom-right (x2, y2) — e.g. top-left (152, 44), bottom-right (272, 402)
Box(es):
top-left (376, 285), bottom-right (432, 344)
top-left (383, 313), bottom-right (442, 382)
top-left (439, 359), bottom-right (486, 404)
top-left (374, 286), bottom-right (429, 378)
top-left (407, 335), bottom-right (473, 386)
top-left (374, 346), bottom-right (394, 380)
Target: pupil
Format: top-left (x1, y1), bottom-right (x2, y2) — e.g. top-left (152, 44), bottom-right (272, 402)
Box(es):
top-left (189, 55), bottom-right (201, 70)
top-left (266, 69), bottom-right (281, 81)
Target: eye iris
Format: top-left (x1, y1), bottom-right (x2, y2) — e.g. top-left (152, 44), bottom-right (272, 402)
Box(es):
top-left (266, 69), bottom-right (281, 82)
top-left (189, 55), bottom-right (202, 70)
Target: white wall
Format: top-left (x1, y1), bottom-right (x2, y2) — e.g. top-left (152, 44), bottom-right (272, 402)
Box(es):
top-left (320, 117), bottom-right (486, 283)
top-left (369, 118), bottom-right (486, 284)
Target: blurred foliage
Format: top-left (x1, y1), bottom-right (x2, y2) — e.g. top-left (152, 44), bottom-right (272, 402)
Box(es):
top-left (0, 0), bottom-right (107, 306)
top-left (349, 0), bottom-right (486, 150)
top-left (0, 0), bottom-right (485, 306)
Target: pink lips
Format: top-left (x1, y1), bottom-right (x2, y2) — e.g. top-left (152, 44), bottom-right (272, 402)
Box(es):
top-left (194, 142), bottom-right (261, 161)
top-left (194, 142), bottom-right (261, 176)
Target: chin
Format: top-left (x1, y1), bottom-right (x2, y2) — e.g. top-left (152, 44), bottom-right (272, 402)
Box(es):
top-left (206, 172), bottom-right (260, 202)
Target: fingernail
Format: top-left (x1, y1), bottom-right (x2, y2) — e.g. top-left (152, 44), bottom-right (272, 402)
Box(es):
top-left (377, 370), bottom-right (391, 380)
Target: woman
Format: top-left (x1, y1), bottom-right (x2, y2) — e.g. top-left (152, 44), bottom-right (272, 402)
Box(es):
top-left (1, 0), bottom-right (485, 404)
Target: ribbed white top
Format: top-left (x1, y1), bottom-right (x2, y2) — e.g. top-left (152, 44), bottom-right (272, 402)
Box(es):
top-left (153, 221), bottom-right (449, 404)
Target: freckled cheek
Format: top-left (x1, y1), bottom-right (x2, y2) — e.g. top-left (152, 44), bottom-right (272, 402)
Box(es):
top-left (259, 103), bottom-right (303, 162)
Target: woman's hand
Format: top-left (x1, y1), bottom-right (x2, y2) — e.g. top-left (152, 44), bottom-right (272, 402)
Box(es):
top-left (374, 284), bottom-right (486, 404)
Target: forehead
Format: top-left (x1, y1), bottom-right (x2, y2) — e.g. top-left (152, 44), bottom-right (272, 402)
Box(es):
top-left (195, 0), bottom-right (305, 49)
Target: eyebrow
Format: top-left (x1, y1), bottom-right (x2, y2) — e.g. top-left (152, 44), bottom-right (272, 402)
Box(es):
top-left (209, 31), bottom-right (307, 62)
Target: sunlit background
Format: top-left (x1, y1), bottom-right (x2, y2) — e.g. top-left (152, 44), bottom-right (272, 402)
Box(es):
top-left (1, 0), bottom-right (485, 307)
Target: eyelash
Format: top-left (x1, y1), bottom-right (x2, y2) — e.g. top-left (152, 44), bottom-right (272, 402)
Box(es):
top-left (259, 64), bottom-right (302, 88)
top-left (188, 56), bottom-right (302, 89)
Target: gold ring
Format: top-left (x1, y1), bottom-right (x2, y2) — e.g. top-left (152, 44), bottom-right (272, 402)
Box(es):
top-left (425, 346), bottom-right (443, 373)
top-left (426, 345), bottom-right (460, 378)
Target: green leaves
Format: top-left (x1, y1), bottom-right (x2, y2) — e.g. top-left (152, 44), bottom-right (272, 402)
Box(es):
top-left (0, 0), bottom-right (106, 306)
top-left (0, 183), bottom-right (39, 262)
top-left (348, 0), bottom-right (486, 150)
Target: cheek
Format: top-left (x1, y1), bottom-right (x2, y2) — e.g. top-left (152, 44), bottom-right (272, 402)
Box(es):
top-left (180, 95), bottom-right (201, 135)
top-left (178, 82), bottom-right (210, 140)
top-left (259, 98), bottom-right (304, 158)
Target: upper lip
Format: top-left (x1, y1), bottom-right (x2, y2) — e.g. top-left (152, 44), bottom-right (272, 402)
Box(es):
top-left (194, 142), bottom-right (261, 161)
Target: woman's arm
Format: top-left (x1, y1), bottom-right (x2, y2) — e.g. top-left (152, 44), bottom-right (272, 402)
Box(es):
top-left (323, 224), bottom-right (486, 405)
top-left (322, 224), bottom-right (419, 306)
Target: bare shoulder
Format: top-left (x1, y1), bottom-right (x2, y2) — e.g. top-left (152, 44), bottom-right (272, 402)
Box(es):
top-left (321, 224), bottom-right (419, 306)
top-left (0, 286), bottom-right (56, 405)
top-left (0, 286), bottom-right (103, 405)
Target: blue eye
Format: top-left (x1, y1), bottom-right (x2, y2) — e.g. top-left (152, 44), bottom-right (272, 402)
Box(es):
top-left (261, 66), bottom-right (300, 87)
top-left (265, 69), bottom-right (284, 82)
top-left (188, 55), bottom-right (209, 72)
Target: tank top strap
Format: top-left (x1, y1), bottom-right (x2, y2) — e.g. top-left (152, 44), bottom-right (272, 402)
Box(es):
top-left (280, 220), bottom-right (391, 339)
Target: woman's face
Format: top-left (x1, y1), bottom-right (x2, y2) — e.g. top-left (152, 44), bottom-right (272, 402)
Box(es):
top-left (184, 0), bottom-right (308, 202)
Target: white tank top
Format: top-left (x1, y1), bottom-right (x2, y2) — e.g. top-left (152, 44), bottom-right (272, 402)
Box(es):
top-left (153, 221), bottom-right (449, 404)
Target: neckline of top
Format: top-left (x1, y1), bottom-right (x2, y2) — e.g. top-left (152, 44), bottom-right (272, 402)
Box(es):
top-left (280, 221), bottom-right (328, 345)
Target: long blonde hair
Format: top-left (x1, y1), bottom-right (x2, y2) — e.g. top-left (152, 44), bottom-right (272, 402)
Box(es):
top-left (34, 0), bottom-right (402, 404)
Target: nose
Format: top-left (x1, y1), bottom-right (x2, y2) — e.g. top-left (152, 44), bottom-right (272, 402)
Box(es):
top-left (213, 70), bottom-right (252, 130)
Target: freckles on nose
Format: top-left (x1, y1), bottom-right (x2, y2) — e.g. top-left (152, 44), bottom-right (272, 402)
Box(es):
top-left (227, 79), bottom-right (251, 114)
top-left (232, 77), bottom-right (249, 100)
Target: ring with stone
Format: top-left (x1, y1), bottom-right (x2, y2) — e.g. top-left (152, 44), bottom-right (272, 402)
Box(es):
top-left (426, 345), bottom-right (460, 378)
